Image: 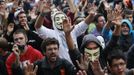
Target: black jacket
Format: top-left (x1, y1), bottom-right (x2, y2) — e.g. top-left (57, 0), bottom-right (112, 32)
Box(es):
top-left (69, 35), bottom-right (120, 75)
top-left (35, 57), bottom-right (76, 75)
top-left (127, 44), bottom-right (134, 69)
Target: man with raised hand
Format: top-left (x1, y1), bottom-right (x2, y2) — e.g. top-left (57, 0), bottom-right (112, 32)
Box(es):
top-left (34, 0), bottom-right (95, 63)
top-left (6, 29), bottom-right (43, 75)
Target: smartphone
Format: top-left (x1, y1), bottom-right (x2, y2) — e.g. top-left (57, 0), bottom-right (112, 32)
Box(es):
top-left (18, 45), bottom-right (25, 51)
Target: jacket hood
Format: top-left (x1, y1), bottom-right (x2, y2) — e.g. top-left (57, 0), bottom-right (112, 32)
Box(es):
top-left (51, 8), bottom-right (68, 32)
top-left (121, 19), bottom-right (133, 34)
top-left (80, 34), bottom-right (102, 53)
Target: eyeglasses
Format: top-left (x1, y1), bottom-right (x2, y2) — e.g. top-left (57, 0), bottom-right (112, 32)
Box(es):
top-left (112, 62), bottom-right (126, 68)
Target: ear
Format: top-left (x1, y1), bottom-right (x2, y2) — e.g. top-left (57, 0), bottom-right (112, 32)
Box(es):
top-left (25, 36), bottom-right (28, 44)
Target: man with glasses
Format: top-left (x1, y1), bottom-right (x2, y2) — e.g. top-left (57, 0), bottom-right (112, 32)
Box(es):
top-left (107, 50), bottom-right (134, 75)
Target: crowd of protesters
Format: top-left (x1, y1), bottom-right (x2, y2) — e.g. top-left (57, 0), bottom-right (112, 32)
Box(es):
top-left (0, 0), bottom-right (134, 75)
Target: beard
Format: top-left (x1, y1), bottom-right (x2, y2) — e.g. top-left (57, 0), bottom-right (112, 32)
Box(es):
top-left (48, 53), bottom-right (58, 63)
top-left (122, 30), bottom-right (129, 35)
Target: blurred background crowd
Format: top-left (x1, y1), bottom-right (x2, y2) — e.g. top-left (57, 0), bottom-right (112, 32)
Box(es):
top-left (0, 0), bottom-right (134, 75)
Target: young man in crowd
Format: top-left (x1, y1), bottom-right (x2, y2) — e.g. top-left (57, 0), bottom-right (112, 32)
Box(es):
top-left (89, 13), bottom-right (106, 36)
top-left (4, 10), bottom-right (43, 52)
top-left (35, 37), bottom-right (76, 75)
top-left (21, 37), bottom-right (87, 75)
top-left (102, 3), bottom-right (134, 53)
top-left (107, 50), bottom-right (134, 75)
top-left (6, 29), bottom-right (43, 75)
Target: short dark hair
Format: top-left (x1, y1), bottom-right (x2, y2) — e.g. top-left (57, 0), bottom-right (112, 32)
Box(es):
top-left (94, 13), bottom-right (104, 23)
top-left (0, 37), bottom-right (8, 51)
top-left (13, 29), bottom-right (27, 39)
top-left (41, 38), bottom-right (59, 53)
top-left (107, 49), bottom-right (127, 67)
top-left (16, 11), bottom-right (25, 19)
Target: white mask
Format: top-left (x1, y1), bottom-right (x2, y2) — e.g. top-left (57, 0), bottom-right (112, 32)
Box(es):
top-left (85, 48), bottom-right (100, 62)
top-left (54, 13), bottom-right (67, 30)
top-left (97, 36), bottom-right (105, 49)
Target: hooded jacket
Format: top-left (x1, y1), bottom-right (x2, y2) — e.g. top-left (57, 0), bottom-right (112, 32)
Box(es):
top-left (69, 34), bottom-right (107, 75)
top-left (119, 19), bottom-right (134, 52)
top-left (127, 44), bottom-right (134, 69)
top-left (80, 34), bottom-right (106, 69)
top-left (102, 19), bottom-right (134, 52)
top-left (80, 34), bottom-right (102, 53)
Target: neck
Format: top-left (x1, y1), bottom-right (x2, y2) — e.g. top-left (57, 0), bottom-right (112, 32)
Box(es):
top-left (48, 60), bottom-right (56, 69)
top-left (112, 71), bottom-right (125, 75)
top-left (96, 26), bottom-right (102, 32)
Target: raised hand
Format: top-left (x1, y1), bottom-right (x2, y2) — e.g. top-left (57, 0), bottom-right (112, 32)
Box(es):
top-left (12, 44), bottom-right (20, 57)
top-left (106, 3), bottom-right (123, 25)
top-left (76, 70), bottom-right (87, 75)
top-left (87, 3), bottom-right (98, 14)
top-left (12, 44), bottom-right (21, 66)
top-left (76, 53), bottom-right (90, 71)
top-left (38, 0), bottom-right (51, 13)
top-left (0, 7), bottom-right (8, 19)
top-left (111, 11), bottom-right (122, 27)
top-left (12, 0), bottom-right (19, 12)
top-left (112, 4), bottom-right (123, 26)
top-left (24, 62), bottom-right (38, 75)
top-left (90, 59), bottom-right (108, 75)
top-left (21, 21), bottom-right (30, 31)
top-left (106, 7), bottom-right (115, 22)
top-left (103, 1), bottom-right (110, 10)
top-left (114, 2), bottom-right (123, 12)
top-left (63, 19), bottom-right (74, 34)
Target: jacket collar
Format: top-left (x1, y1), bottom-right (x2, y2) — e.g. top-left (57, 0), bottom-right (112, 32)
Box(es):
top-left (41, 57), bottom-right (63, 69)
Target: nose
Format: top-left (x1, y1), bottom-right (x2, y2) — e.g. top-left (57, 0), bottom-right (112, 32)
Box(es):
top-left (15, 40), bottom-right (21, 44)
top-left (22, 17), bottom-right (26, 20)
top-left (122, 25), bottom-right (128, 29)
top-left (51, 49), bottom-right (56, 53)
top-left (117, 65), bottom-right (122, 70)
top-left (90, 56), bottom-right (95, 62)
top-left (124, 26), bottom-right (128, 29)
top-left (59, 17), bottom-right (64, 23)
